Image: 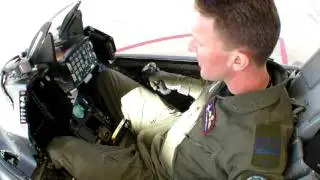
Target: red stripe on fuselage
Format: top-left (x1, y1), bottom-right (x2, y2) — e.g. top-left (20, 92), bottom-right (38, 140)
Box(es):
top-left (117, 34), bottom-right (288, 65)
top-left (116, 34), bottom-right (191, 53)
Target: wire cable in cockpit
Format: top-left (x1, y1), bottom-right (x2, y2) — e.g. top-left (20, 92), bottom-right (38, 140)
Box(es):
top-left (1, 55), bottom-right (21, 109)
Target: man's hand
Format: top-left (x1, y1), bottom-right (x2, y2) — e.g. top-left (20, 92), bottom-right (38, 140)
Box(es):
top-left (142, 62), bottom-right (181, 95)
top-left (142, 62), bottom-right (206, 98)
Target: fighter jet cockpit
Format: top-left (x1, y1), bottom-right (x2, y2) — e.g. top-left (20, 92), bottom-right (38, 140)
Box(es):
top-left (1, 1), bottom-right (320, 179)
top-left (1, 1), bottom-right (122, 155)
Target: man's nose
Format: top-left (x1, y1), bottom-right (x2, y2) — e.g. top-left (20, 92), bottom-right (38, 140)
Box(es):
top-left (188, 38), bottom-right (196, 52)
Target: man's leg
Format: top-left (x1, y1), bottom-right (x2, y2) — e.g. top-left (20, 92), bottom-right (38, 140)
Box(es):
top-left (93, 69), bottom-right (141, 124)
top-left (94, 68), bottom-right (180, 132)
top-left (47, 137), bottom-right (154, 180)
top-left (47, 69), bottom-right (178, 179)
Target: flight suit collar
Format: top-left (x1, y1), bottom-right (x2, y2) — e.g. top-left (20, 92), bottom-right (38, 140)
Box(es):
top-left (215, 61), bottom-right (290, 114)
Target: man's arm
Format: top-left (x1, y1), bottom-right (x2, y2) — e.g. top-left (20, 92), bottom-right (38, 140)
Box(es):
top-left (148, 70), bottom-right (207, 99)
top-left (160, 72), bottom-right (206, 98)
top-left (142, 62), bottom-right (206, 99)
top-left (224, 124), bottom-right (293, 180)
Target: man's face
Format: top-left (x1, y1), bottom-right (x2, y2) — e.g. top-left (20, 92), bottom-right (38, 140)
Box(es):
top-left (189, 12), bottom-right (233, 81)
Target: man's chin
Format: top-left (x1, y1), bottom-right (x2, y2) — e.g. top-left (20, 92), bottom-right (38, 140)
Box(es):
top-left (200, 71), bottom-right (210, 80)
top-left (200, 71), bottom-right (220, 81)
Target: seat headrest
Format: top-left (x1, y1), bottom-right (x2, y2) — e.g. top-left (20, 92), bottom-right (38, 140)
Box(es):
top-left (300, 49), bottom-right (320, 89)
top-left (288, 49), bottom-right (320, 141)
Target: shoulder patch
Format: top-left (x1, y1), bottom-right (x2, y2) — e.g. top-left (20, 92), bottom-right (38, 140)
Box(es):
top-left (251, 124), bottom-right (282, 169)
top-left (203, 98), bottom-right (218, 135)
top-left (246, 175), bottom-right (267, 180)
top-left (240, 171), bottom-right (279, 180)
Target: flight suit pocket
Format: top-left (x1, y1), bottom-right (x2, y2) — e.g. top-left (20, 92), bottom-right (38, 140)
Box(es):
top-left (172, 135), bottom-right (223, 179)
top-left (185, 134), bottom-right (222, 159)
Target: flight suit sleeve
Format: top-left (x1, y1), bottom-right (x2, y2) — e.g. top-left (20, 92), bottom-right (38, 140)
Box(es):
top-left (224, 124), bottom-right (293, 180)
top-left (177, 75), bottom-right (207, 99)
top-left (148, 70), bottom-right (207, 99)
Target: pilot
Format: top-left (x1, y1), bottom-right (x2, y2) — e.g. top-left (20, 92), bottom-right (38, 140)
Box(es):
top-left (46, 0), bottom-right (294, 179)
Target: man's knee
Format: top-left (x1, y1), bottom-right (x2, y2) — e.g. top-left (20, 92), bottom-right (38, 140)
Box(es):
top-left (47, 137), bottom-right (84, 169)
top-left (47, 136), bottom-right (79, 152)
top-left (97, 69), bottom-right (114, 84)
top-left (97, 69), bottom-right (140, 97)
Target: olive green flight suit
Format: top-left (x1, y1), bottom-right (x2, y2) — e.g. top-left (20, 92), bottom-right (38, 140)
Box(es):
top-left (47, 61), bottom-right (293, 180)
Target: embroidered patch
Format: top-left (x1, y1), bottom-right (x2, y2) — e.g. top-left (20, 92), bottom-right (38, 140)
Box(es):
top-left (240, 172), bottom-right (276, 180)
top-left (246, 176), bottom-right (266, 180)
top-left (203, 98), bottom-right (217, 136)
top-left (251, 124), bottom-right (282, 169)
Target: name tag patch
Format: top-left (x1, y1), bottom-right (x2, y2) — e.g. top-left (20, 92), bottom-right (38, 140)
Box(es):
top-left (251, 124), bottom-right (282, 169)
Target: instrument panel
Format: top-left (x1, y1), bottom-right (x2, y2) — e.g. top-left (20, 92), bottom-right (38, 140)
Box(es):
top-left (61, 37), bottom-right (98, 86)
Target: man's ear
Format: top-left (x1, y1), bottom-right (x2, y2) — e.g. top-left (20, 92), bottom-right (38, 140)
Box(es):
top-left (230, 51), bottom-right (250, 71)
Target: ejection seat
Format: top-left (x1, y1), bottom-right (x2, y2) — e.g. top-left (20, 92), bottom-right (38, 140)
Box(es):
top-left (284, 49), bottom-right (320, 180)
